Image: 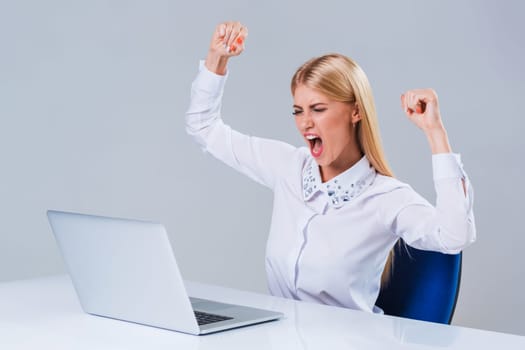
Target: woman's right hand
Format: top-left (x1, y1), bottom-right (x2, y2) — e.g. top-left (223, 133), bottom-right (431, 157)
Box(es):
top-left (205, 21), bottom-right (248, 76)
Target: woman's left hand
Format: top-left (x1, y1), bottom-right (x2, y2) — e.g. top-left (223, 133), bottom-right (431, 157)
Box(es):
top-left (401, 88), bottom-right (445, 133)
top-left (401, 88), bottom-right (452, 154)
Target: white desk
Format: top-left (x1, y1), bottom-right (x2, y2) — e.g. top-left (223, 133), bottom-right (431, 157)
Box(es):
top-left (0, 275), bottom-right (523, 349)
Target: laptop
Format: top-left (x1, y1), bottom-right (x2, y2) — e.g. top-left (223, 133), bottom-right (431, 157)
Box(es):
top-left (47, 210), bottom-right (283, 335)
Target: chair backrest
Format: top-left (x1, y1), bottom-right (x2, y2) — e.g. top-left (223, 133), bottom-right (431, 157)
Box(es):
top-left (375, 239), bottom-right (462, 324)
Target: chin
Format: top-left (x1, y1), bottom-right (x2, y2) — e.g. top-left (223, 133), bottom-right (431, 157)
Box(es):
top-left (314, 156), bottom-right (331, 167)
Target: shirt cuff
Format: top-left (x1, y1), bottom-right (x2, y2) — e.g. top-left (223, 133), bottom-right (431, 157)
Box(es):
top-left (194, 60), bottom-right (229, 97)
top-left (432, 153), bottom-right (467, 180)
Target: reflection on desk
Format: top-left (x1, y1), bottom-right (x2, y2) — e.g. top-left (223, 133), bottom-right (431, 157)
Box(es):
top-left (0, 275), bottom-right (523, 349)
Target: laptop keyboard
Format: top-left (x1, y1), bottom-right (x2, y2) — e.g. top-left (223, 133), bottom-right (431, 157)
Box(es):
top-left (194, 310), bottom-right (233, 326)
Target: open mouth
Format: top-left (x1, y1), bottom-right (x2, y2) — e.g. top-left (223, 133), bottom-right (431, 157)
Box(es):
top-left (306, 134), bottom-right (323, 158)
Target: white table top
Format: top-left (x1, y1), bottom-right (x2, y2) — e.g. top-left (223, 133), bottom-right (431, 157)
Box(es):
top-left (0, 274), bottom-right (523, 349)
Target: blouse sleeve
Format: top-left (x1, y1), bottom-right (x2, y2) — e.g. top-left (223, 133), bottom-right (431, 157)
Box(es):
top-left (382, 153), bottom-right (476, 254)
top-left (185, 60), bottom-right (299, 190)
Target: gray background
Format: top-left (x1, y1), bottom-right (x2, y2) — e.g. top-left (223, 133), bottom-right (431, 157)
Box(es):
top-left (1, 0), bottom-right (523, 336)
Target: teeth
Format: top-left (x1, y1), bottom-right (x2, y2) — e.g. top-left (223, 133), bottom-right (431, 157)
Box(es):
top-left (306, 135), bottom-right (319, 140)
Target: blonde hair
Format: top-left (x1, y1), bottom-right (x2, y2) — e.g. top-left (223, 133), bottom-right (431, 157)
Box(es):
top-left (291, 53), bottom-right (395, 287)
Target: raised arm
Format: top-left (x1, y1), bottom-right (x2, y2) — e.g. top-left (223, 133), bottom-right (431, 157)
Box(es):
top-left (385, 89), bottom-right (476, 253)
top-left (185, 22), bottom-right (300, 190)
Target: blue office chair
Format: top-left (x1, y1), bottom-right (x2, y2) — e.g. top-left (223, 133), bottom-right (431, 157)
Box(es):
top-left (375, 239), bottom-right (462, 324)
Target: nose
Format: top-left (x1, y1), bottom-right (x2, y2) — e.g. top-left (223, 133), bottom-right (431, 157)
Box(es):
top-left (298, 112), bottom-right (314, 131)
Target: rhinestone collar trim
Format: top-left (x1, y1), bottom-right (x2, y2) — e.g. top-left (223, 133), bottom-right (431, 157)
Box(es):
top-left (302, 156), bottom-right (377, 208)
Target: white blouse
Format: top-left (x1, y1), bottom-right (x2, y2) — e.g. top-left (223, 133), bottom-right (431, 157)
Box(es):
top-left (185, 60), bottom-right (476, 314)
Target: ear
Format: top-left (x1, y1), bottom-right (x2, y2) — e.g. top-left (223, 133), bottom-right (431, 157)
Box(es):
top-left (351, 103), bottom-right (362, 124)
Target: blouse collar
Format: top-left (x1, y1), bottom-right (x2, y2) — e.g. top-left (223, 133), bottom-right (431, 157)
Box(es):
top-left (302, 155), bottom-right (377, 208)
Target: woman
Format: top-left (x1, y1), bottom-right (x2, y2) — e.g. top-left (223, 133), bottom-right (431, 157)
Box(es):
top-left (185, 21), bottom-right (476, 314)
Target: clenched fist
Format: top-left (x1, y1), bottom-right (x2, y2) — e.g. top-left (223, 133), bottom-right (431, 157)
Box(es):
top-left (205, 21), bottom-right (248, 75)
top-left (401, 89), bottom-right (452, 154)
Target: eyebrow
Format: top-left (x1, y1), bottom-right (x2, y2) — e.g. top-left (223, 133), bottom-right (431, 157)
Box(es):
top-left (292, 103), bottom-right (328, 109)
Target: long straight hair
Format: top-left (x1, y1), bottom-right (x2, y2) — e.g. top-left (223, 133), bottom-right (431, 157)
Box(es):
top-left (291, 53), bottom-right (395, 287)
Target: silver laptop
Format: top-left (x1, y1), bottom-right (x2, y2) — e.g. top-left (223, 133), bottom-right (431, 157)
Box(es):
top-left (47, 210), bottom-right (283, 335)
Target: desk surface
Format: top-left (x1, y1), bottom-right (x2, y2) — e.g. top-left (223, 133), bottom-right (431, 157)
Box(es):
top-left (0, 275), bottom-right (523, 350)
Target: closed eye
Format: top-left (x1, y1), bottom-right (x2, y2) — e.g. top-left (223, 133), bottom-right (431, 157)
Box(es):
top-left (292, 108), bottom-right (326, 116)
